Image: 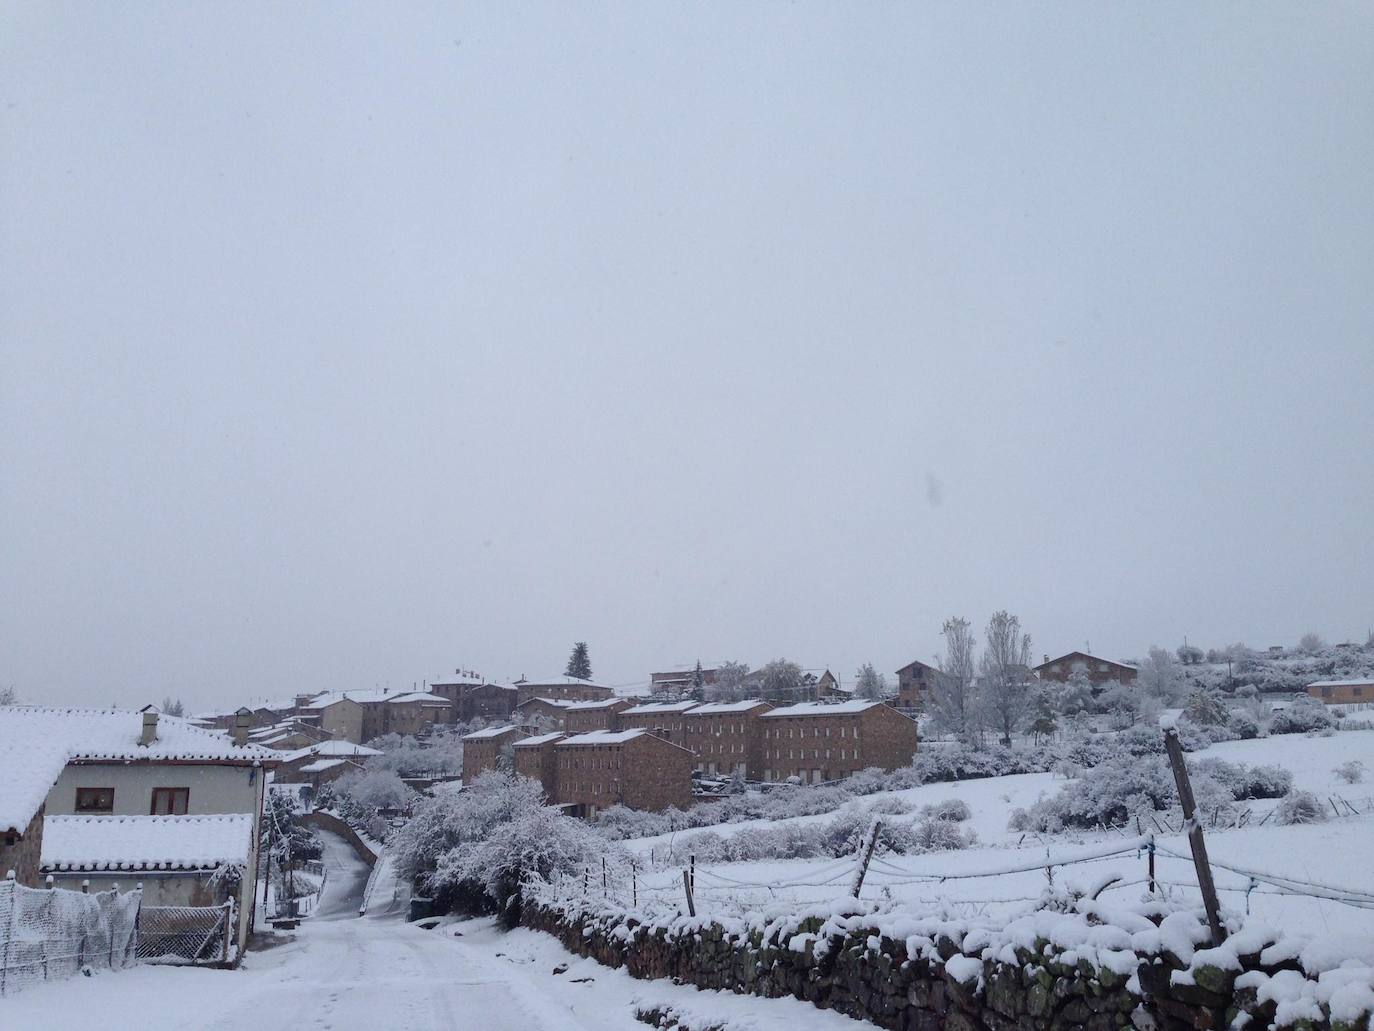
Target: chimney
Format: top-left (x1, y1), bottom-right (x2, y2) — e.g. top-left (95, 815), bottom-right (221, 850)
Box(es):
top-left (1043, 654), bottom-right (1050, 665)
top-left (140, 710), bottom-right (158, 746)
top-left (232, 709), bottom-right (251, 747)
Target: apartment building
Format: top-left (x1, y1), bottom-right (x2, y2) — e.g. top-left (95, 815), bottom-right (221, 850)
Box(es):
top-left (461, 725), bottom-right (523, 783)
top-left (616, 701), bottom-right (696, 747)
top-left (513, 676), bottom-right (614, 707)
top-left (552, 729), bottom-right (693, 816)
top-left (681, 700), bottom-right (772, 778)
top-left (758, 700), bottom-right (917, 784)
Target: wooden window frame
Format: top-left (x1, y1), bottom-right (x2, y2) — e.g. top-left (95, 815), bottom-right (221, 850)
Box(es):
top-left (150, 787), bottom-right (190, 816)
top-left (75, 787), bottom-right (115, 813)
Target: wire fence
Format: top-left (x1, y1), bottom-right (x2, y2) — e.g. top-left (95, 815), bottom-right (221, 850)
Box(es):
top-left (0, 877), bottom-right (140, 997)
top-left (556, 807), bottom-right (1374, 934)
top-left (136, 901), bottom-right (235, 965)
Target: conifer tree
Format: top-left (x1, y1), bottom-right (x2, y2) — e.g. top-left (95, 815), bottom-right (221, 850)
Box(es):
top-left (565, 642), bottom-right (592, 680)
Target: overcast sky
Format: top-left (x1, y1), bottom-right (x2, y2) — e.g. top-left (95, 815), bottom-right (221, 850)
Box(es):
top-left (3, 3), bottom-right (1372, 711)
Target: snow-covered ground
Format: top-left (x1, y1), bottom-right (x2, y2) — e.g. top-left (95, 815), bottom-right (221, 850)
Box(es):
top-left (1, 830), bottom-right (870, 1031)
top-left (617, 729), bottom-right (1374, 944)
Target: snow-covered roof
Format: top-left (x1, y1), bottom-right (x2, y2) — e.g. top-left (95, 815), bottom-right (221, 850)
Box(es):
top-left (1308, 679), bottom-right (1374, 688)
top-left (299, 690), bottom-right (449, 709)
top-left (621, 701), bottom-right (696, 715)
top-left (278, 740), bottom-right (382, 764)
top-left (298, 758), bottom-right (355, 774)
top-left (761, 700), bottom-right (887, 718)
top-left (41, 814), bottom-right (255, 872)
top-left (563, 698), bottom-right (629, 711)
top-left (559, 729), bottom-right (652, 745)
top-left (513, 733), bottom-right (565, 747)
top-left (462, 724), bottom-right (522, 740)
top-left (1033, 651), bottom-right (1139, 672)
top-left (428, 673), bottom-right (483, 686)
top-left (0, 707), bottom-right (276, 836)
top-left (516, 675), bottom-right (606, 689)
top-left (515, 697), bottom-right (574, 709)
top-left (687, 699), bottom-right (771, 715)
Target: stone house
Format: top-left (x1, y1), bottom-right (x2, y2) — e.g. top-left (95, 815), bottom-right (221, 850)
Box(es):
top-left (562, 698), bottom-right (634, 735)
top-left (514, 676), bottom-right (614, 707)
top-left (1034, 651), bottom-right (1138, 687)
top-left (512, 733), bottom-right (564, 799)
top-left (513, 697), bottom-right (575, 732)
top-left (0, 706), bottom-right (276, 955)
top-left (272, 740), bottom-right (381, 784)
top-left (1306, 679), bottom-right (1374, 704)
top-left (758, 700), bottom-right (917, 784)
top-left (616, 701), bottom-right (696, 747)
top-left (681, 700), bottom-right (773, 778)
top-left (551, 730), bottom-right (693, 817)
top-left (428, 675), bottom-right (517, 722)
top-left (894, 659), bottom-right (946, 710)
top-left (461, 725), bottom-right (524, 783)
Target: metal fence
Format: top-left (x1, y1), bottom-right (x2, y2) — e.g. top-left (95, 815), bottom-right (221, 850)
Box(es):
top-left (0, 877), bottom-right (140, 997)
top-left (136, 900), bottom-right (235, 965)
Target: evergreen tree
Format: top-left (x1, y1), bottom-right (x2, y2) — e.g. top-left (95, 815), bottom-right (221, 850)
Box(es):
top-left (565, 642), bottom-right (592, 680)
top-left (690, 661), bottom-right (706, 701)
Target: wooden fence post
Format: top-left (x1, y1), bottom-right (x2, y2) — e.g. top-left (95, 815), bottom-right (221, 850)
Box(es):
top-left (1164, 729), bottom-right (1225, 946)
top-left (681, 870), bottom-right (695, 918)
top-left (850, 821), bottom-right (883, 898)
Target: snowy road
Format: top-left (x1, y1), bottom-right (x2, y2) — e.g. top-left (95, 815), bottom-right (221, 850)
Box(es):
top-left (3, 828), bottom-right (867, 1031)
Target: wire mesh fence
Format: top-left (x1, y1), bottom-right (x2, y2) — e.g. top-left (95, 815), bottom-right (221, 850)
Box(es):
top-left (136, 901), bottom-right (234, 965)
top-left (0, 877), bottom-right (140, 997)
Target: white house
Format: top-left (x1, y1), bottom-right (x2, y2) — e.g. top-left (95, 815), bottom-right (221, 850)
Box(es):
top-left (0, 706), bottom-right (277, 956)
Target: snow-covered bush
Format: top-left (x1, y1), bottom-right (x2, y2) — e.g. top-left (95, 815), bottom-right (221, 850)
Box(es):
top-left (1227, 710), bottom-right (1261, 740)
top-left (1116, 725), bottom-right (1167, 756)
top-left (1274, 791), bottom-right (1328, 825)
top-left (1190, 758), bottom-right (1292, 800)
top-left (1182, 689), bottom-right (1229, 727)
top-left (1334, 760), bottom-right (1367, 784)
top-left (1008, 754), bottom-right (1231, 832)
top-left (1268, 696), bottom-right (1335, 735)
top-left (920, 798), bottom-right (971, 822)
top-left (912, 815), bottom-right (976, 851)
top-left (392, 771), bottom-right (607, 921)
top-left (335, 769), bottom-right (418, 812)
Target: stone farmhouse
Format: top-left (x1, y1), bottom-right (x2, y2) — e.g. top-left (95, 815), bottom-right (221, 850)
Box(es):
top-left (0, 706), bottom-right (277, 955)
top-left (894, 658), bottom-right (946, 710)
top-left (1033, 651), bottom-right (1139, 687)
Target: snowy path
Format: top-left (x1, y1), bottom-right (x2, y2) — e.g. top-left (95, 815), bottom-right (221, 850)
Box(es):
top-left (1, 828), bottom-right (870, 1031)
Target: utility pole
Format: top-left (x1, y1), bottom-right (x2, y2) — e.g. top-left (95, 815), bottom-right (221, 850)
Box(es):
top-left (1164, 729), bottom-right (1224, 945)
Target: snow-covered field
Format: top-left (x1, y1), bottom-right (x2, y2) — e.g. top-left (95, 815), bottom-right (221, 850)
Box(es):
top-left (618, 729), bottom-right (1374, 944)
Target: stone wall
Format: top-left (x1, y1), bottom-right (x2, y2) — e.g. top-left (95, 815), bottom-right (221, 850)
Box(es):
top-left (519, 902), bottom-right (1354, 1031)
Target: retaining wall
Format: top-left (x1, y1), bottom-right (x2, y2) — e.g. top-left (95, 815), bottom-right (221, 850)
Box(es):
top-left (520, 902), bottom-right (1358, 1031)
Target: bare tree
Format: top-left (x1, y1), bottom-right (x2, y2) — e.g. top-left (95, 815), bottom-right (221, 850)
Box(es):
top-left (1298, 631), bottom-right (1325, 655)
top-left (854, 663), bottom-right (887, 700)
top-left (979, 610), bottom-right (1033, 745)
top-left (931, 617), bottom-right (979, 739)
top-left (160, 696), bottom-right (186, 717)
top-left (708, 661), bottom-right (751, 702)
top-left (0, 685), bottom-right (16, 706)
top-left (1137, 646), bottom-right (1185, 701)
top-left (757, 659), bottom-right (804, 702)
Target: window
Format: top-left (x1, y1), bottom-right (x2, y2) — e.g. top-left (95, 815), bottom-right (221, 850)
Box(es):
top-left (75, 787), bottom-right (114, 813)
top-left (150, 788), bottom-right (189, 816)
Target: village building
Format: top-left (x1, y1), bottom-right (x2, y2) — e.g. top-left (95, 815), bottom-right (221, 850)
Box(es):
top-left (1033, 651), bottom-right (1139, 687)
top-left (758, 700), bottom-right (918, 784)
top-left (617, 700), bottom-right (696, 747)
top-left (1306, 679), bottom-right (1374, 704)
top-left (562, 697), bottom-right (634, 735)
top-left (0, 706), bottom-right (276, 956)
top-left (272, 740), bottom-right (381, 785)
top-left (682, 700), bottom-right (772, 778)
top-left (512, 733), bottom-right (564, 799)
top-left (295, 690), bottom-right (453, 743)
top-left (650, 666), bottom-right (719, 698)
top-left (894, 658), bottom-right (946, 710)
top-left (513, 696), bottom-right (575, 732)
top-left (551, 730), bottom-right (694, 817)
top-left (513, 675), bottom-right (615, 707)
top-left (461, 725), bottom-right (524, 782)
top-left (428, 673), bottom-right (518, 722)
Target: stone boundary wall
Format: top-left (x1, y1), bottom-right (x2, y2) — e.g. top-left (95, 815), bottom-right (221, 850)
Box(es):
top-left (520, 903), bottom-right (1347, 1031)
top-left (303, 811), bottom-right (380, 865)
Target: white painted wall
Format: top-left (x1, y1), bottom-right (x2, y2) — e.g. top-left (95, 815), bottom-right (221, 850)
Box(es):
top-left (46, 763), bottom-right (261, 817)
